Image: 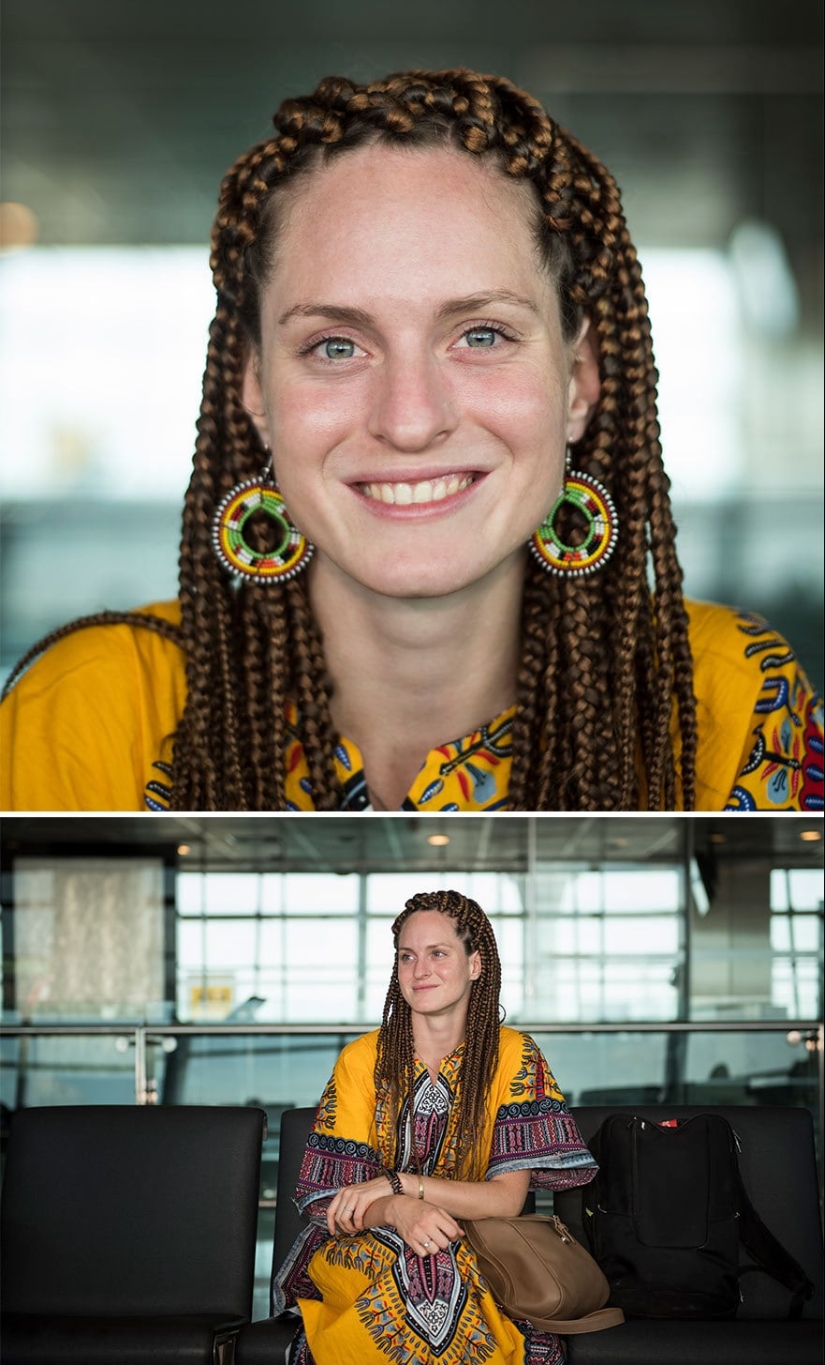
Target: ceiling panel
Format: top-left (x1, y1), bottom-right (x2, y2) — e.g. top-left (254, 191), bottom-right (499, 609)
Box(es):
top-left (2, 0), bottom-right (821, 250)
top-left (1, 815), bottom-right (821, 873)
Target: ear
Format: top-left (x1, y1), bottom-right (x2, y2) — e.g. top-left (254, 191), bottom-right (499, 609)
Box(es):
top-left (566, 315), bottom-right (601, 443)
top-left (469, 951), bottom-right (482, 981)
top-left (241, 347), bottom-right (270, 446)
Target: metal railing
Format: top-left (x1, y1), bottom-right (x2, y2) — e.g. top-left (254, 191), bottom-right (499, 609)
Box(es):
top-left (2, 1018), bottom-right (822, 1136)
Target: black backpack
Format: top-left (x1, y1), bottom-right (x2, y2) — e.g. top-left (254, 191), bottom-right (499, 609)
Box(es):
top-left (583, 1112), bottom-right (815, 1320)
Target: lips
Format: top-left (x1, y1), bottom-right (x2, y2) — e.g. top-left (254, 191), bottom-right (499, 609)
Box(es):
top-left (358, 473), bottom-right (475, 505)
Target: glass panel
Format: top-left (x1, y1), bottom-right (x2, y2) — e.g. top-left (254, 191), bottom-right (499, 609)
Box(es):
top-left (282, 874), bottom-right (359, 915)
top-left (0, 1034), bottom-right (136, 1108)
top-left (770, 868), bottom-right (824, 911)
top-left (365, 872), bottom-right (524, 915)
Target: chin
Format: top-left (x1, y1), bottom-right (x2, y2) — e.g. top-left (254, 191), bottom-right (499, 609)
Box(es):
top-left (356, 559), bottom-right (499, 600)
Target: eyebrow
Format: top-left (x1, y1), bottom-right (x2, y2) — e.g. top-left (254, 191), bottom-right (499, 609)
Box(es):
top-left (277, 290), bottom-right (539, 328)
top-left (399, 942), bottom-right (452, 953)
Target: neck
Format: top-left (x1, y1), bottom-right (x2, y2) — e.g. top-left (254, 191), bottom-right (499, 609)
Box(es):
top-left (412, 1013), bottom-right (467, 1072)
top-left (308, 552), bottom-right (525, 808)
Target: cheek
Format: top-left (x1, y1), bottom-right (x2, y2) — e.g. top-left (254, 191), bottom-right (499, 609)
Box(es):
top-left (267, 372), bottom-right (363, 453)
top-left (457, 363), bottom-right (568, 445)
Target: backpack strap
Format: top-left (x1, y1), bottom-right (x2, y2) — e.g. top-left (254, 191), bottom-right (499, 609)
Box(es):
top-left (734, 1158), bottom-right (815, 1319)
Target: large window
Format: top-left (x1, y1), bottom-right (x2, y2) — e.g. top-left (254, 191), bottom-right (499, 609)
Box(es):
top-left (769, 868), bottom-right (824, 1018)
top-left (2, 819), bottom-right (821, 1029)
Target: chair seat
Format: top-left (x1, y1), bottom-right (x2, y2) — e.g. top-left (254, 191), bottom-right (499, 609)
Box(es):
top-left (564, 1318), bottom-right (824, 1365)
top-left (234, 1313), bottom-right (302, 1364)
top-left (0, 1313), bottom-right (246, 1365)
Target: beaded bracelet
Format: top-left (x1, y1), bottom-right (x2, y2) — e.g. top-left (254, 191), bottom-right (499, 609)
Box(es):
top-left (383, 1167), bottom-right (403, 1196)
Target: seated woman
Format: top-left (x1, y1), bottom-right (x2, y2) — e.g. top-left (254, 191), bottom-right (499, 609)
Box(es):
top-left (2, 69), bottom-right (821, 812)
top-left (275, 889), bottom-right (597, 1365)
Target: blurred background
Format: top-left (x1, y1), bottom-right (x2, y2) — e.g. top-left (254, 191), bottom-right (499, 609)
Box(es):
top-left (0, 0), bottom-right (822, 687)
top-left (1, 811), bottom-right (822, 1311)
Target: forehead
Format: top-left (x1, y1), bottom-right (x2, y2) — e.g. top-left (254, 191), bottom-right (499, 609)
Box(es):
top-left (397, 909), bottom-right (463, 949)
top-left (266, 142), bottom-right (554, 312)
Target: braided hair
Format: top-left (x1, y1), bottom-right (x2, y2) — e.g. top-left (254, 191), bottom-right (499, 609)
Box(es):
top-left (4, 69), bottom-right (697, 810)
top-left (375, 889), bottom-right (502, 1181)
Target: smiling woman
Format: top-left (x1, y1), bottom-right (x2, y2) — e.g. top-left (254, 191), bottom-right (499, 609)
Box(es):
top-left (1, 68), bottom-right (822, 812)
top-left (276, 888), bottom-right (598, 1365)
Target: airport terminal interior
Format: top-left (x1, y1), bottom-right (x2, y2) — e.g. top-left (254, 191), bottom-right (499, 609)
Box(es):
top-left (2, 813), bottom-right (821, 1314)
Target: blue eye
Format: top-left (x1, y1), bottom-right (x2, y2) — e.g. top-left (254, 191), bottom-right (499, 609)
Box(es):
top-left (464, 328), bottom-right (498, 348)
top-left (321, 337), bottom-right (356, 359)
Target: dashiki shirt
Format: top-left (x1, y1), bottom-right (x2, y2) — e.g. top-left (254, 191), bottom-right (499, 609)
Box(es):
top-left (1, 597), bottom-right (822, 811)
top-left (274, 1027), bottom-right (597, 1365)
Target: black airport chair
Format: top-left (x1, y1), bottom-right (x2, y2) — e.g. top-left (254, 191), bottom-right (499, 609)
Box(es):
top-left (0, 1104), bottom-right (266, 1364)
top-left (235, 1106), bottom-right (316, 1365)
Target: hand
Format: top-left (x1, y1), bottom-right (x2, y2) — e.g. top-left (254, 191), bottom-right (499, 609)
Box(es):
top-left (326, 1176), bottom-right (393, 1236)
top-left (391, 1198), bottom-right (464, 1257)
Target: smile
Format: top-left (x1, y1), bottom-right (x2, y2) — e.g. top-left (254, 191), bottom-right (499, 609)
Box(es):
top-left (359, 474), bottom-right (475, 505)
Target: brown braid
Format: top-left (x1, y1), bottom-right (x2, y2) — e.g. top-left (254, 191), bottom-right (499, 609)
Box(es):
top-left (5, 69), bottom-right (697, 809)
top-left (375, 889), bottom-right (502, 1182)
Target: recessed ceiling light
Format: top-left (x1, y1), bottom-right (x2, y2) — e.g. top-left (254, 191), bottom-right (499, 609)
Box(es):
top-left (709, 834), bottom-right (726, 844)
top-left (177, 844), bottom-right (191, 855)
top-left (799, 830), bottom-right (821, 842)
top-left (427, 834), bottom-right (450, 847)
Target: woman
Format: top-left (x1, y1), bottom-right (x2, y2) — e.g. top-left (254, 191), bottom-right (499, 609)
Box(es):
top-left (276, 889), bottom-right (597, 1365)
top-left (2, 69), bottom-right (821, 812)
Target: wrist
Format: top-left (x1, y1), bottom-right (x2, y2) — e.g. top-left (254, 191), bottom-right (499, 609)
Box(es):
top-left (399, 1171), bottom-right (426, 1199)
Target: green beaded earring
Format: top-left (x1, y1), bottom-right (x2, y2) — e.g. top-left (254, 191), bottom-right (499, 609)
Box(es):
top-left (530, 451), bottom-right (618, 577)
top-left (212, 464), bottom-right (313, 583)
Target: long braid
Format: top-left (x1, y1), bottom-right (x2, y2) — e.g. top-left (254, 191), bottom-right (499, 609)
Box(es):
top-left (0, 611), bottom-right (183, 703)
top-left (5, 69), bottom-right (697, 809)
top-left (375, 890), bottom-right (502, 1181)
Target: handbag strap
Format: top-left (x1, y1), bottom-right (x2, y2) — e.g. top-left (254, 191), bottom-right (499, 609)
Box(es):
top-left (536, 1305), bottom-right (625, 1335)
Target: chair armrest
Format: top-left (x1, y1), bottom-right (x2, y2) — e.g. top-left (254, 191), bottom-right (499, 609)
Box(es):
top-left (234, 1312), bottom-right (302, 1365)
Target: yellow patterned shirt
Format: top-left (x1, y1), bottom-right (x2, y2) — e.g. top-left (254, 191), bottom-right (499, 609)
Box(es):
top-left (1, 598), bottom-right (822, 812)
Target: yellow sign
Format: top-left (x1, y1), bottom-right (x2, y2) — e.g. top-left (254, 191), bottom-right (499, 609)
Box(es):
top-left (189, 980), bottom-right (233, 1020)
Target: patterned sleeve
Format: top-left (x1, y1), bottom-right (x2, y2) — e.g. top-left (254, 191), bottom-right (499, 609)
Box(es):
top-left (723, 615), bottom-right (823, 812)
top-left (294, 1036), bottom-right (383, 1222)
top-left (274, 1036), bottom-right (383, 1311)
top-left (486, 1032), bottom-right (597, 1192)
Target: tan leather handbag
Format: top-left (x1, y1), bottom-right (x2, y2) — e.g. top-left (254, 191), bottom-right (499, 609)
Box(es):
top-left (464, 1213), bottom-right (625, 1335)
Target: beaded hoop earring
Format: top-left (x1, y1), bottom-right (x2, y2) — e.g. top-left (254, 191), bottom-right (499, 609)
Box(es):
top-left (530, 456), bottom-right (618, 577)
top-left (212, 468), bottom-right (314, 583)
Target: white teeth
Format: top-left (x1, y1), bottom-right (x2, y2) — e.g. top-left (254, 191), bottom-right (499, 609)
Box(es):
top-left (362, 474), bottom-right (473, 505)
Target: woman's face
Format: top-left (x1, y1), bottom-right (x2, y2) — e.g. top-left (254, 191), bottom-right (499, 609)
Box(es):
top-left (243, 143), bottom-right (598, 601)
top-left (396, 910), bottom-right (481, 1021)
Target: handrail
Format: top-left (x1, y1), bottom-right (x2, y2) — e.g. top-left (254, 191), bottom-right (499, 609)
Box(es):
top-left (3, 1022), bottom-right (821, 1132)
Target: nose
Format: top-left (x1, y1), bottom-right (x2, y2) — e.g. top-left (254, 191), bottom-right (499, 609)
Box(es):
top-left (413, 958), bottom-right (431, 980)
top-left (368, 350), bottom-right (458, 453)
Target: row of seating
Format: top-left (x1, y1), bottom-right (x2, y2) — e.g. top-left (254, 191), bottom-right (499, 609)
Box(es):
top-left (1, 1102), bottom-right (822, 1364)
